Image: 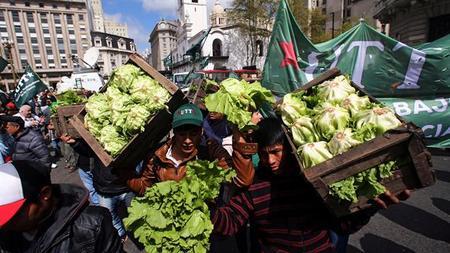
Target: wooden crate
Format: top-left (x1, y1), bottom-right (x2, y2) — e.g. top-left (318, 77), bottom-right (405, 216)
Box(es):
top-left (69, 53), bottom-right (186, 169)
top-left (56, 104), bottom-right (84, 138)
top-left (281, 68), bottom-right (435, 217)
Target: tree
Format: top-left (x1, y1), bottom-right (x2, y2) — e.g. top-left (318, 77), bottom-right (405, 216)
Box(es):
top-left (229, 0), bottom-right (279, 66)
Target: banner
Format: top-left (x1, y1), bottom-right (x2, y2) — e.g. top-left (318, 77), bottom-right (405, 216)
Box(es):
top-left (14, 66), bottom-right (47, 107)
top-left (262, 0), bottom-right (450, 148)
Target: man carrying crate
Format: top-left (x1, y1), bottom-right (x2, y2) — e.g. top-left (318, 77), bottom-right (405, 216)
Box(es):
top-left (209, 118), bottom-right (411, 253)
top-left (122, 103), bottom-right (256, 196)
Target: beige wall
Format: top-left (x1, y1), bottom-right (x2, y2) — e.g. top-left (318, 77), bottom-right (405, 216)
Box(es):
top-left (0, 0), bottom-right (91, 88)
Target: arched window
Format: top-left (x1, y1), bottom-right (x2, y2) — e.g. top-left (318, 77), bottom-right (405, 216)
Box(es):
top-left (212, 39), bottom-right (222, 57)
top-left (256, 40), bottom-right (264, 57)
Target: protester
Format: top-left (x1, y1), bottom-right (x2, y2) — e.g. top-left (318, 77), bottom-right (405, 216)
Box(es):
top-left (122, 103), bottom-right (256, 196)
top-left (60, 135), bottom-right (99, 205)
top-left (0, 161), bottom-right (123, 252)
top-left (202, 111), bottom-right (233, 155)
top-left (210, 118), bottom-right (411, 252)
top-left (0, 123), bottom-right (14, 164)
top-left (14, 104), bottom-right (44, 129)
top-left (1, 116), bottom-right (52, 169)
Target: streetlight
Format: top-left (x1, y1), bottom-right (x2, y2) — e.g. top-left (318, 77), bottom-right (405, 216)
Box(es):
top-left (1, 38), bottom-right (18, 90)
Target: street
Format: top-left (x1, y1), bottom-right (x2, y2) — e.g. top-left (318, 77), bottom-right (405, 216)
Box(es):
top-left (51, 155), bottom-right (450, 253)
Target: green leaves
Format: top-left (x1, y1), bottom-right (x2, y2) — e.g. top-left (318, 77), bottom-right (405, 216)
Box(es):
top-left (205, 78), bottom-right (275, 130)
top-left (329, 161), bottom-right (399, 203)
top-left (84, 64), bottom-right (170, 156)
top-left (125, 160), bottom-right (235, 253)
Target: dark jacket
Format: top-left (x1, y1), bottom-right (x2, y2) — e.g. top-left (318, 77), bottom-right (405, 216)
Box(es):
top-left (12, 128), bottom-right (50, 169)
top-left (0, 184), bottom-right (123, 253)
top-left (71, 139), bottom-right (129, 196)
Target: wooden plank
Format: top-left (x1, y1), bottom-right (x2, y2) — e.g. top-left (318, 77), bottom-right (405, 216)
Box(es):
top-left (69, 115), bottom-right (113, 166)
top-left (50, 116), bottom-right (62, 137)
top-left (57, 104), bottom-right (84, 138)
top-left (304, 131), bottom-right (411, 180)
top-left (128, 54), bottom-right (178, 95)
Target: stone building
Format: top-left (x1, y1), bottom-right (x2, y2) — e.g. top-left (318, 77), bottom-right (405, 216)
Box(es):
top-left (0, 0), bottom-right (91, 89)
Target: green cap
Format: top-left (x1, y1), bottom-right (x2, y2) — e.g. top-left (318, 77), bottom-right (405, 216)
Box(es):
top-left (172, 103), bottom-right (203, 129)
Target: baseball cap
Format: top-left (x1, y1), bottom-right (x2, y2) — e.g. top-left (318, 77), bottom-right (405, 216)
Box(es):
top-left (172, 103), bottom-right (204, 129)
top-left (0, 161), bottom-right (51, 227)
top-left (0, 115), bottom-right (25, 129)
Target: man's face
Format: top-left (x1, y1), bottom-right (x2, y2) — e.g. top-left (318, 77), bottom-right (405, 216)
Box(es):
top-left (1, 187), bottom-right (52, 232)
top-left (208, 112), bottom-right (224, 121)
top-left (21, 107), bottom-right (31, 118)
top-left (173, 125), bottom-right (202, 156)
top-left (259, 143), bottom-right (286, 175)
top-left (5, 122), bottom-right (20, 136)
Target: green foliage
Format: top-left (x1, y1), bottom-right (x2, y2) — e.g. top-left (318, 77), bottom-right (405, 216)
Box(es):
top-left (84, 64), bottom-right (170, 156)
top-left (329, 161), bottom-right (399, 203)
top-left (205, 78), bottom-right (275, 130)
top-left (125, 160), bottom-right (236, 253)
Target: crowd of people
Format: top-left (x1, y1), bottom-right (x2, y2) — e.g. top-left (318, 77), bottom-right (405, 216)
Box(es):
top-left (0, 90), bottom-right (410, 252)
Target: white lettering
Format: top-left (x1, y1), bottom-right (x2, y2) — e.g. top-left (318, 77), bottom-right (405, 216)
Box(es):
top-left (435, 124), bottom-right (442, 137)
top-left (392, 102), bottom-right (411, 116)
top-left (330, 44), bottom-right (345, 69)
top-left (305, 52), bottom-right (320, 82)
top-left (414, 100), bottom-right (433, 114)
top-left (431, 98), bottom-right (448, 112)
top-left (441, 126), bottom-right (450, 137)
top-left (422, 125), bottom-right (434, 138)
top-left (397, 48), bottom-right (426, 89)
top-left (347, 41), bottom-right (384, 87)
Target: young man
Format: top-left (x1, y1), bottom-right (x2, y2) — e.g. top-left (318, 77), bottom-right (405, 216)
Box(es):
top-left (0, 161), bottom-right (123, 253)
top-left (1, 116), bottom-right (51, 169)
top-left (211, 118), bottom-right (410, 252)
top-left (123, 103), bottom-right (256, 196)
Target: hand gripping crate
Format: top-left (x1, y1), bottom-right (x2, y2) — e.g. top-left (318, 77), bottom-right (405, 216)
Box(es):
top-left (281, 68), bottom-right (435, 217)
top-left (69, 53), bottom-right (186, 169)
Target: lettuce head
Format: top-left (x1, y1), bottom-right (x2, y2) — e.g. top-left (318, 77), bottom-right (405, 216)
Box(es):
top-left (298, 141), bottom-right (333, 169)
top-left (291, 116), bottom-right (320, 146)
top-left (327, 128), bottom-right (362, 155)
top-left (353, 106), bottom-right (402, 135)
top-left (313, 103), bottom-right (350, 140)
top-left (317, 75), bottom-right (356, 103)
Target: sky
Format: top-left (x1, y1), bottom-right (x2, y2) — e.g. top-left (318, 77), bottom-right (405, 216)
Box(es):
top-left (102, 0), bottom-right (233, 53)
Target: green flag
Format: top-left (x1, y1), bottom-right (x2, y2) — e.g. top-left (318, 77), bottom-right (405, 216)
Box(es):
top-left (0, 56), bottom-right (8, 72)
top-left (14, 66), bottom-right (47, 107)
top-left (262, 0), bottom-right (450, 148)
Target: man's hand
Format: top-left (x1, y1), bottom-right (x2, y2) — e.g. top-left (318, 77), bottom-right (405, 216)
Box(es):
top-left (373, 189), bottom-right (411, 209)
top-left (60, 134), bottom-right (75, 144)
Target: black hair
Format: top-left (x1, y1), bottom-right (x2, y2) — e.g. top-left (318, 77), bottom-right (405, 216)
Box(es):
top-left (254, 117), bottom-right (286, 149)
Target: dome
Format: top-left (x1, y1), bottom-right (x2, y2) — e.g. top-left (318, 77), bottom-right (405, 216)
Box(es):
top-left (212, 0), bottom-right (224, 14)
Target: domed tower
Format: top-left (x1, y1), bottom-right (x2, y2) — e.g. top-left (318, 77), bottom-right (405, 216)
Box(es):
top-left (210, 0), bottom-right (227, 27)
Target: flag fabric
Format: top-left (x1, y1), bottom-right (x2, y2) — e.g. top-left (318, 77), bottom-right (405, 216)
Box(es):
top-left (13, 66), bottom-right (47, 107)
top-left (0, 56), bottom-right (8, 72)
top-left (262, 0), bottom-right (450, 148)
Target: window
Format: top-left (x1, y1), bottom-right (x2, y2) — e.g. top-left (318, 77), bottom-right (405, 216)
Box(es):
top-left (14, 26), bottom-right (21, 33)
top-left (192, 0), bottom-right (198, 3)
top-left (79, 14), bottom-right (84, 21)
top-left (40, 13), bottom-right (47, 23)
top-left (94, 37), bottom-right (102, 47)
top-left (43, 28), bottom-right (49, 34)
top-left (52, 4), bottom-right (57, 9)
top-left (26, 12), bottom-right (33, 23)
top-left (29, 27), bottom-right (36, 33)
top-left (31, 37), bottom-right (38, 44)
top-left (69, 30), bottom-right (75, 35)
top-left (256, 40), bottom-right (264, 56)
top-left (0, 12), bottom-right (4, 22)
top-left (25, 2), bottom-right (30, 7)
top-left (55, 27), bottom-right (62, 34)
top-left (39, 3), bottom-right (44, 8)
top-left (66, 14), bottom-right (73, 24)
top-left (212, 39), bottom-right (222, 57)
top-left (33, 47), bottom-right (39, 54)
top-left (12, 11), bottom-right (20, 22)
top-left (54, 15), bottom-right (60, 24)
top-left (16, 37), bottom-right (24, 43)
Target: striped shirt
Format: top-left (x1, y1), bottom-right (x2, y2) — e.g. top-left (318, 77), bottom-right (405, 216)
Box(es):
top-left (212, 167), bottom-right (339, 253)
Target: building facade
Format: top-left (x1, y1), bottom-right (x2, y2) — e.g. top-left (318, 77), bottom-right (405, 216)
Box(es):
top-left (374, 0), bottom-right (450, 45)
top-left (104, 18), bottom-right (128, 37)
top-left (91, 31), bottom-right (136, 78)
top-left (149, 19), bottom-right (178, 71)
top-left (0, 0), bottom-right (91, 90)
top-left (87, 0), bottom-right (104, 32)
top-left (323, 0), bottom-right (383, 37)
